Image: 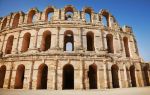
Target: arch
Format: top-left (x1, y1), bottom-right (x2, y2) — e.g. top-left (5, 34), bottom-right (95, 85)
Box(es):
top-left (12, 13), bottom-right (20, 28)
top-left (64, 5), bottom-right (75, 20)
top-left (5, 35), bottom-right (14, 54)
top-left (0, 65), bottom-right (6, 88)
top-left (100, 10), bottom-right (110, 26)
top-left (86, 32), bottom-right (94, 51)
top-left (123, 37), bottom-right (130, 57)
top-left (88, 64), bottom-right (97, 89)
top-left (1, 17), bottom-right (7, 30)
top-left (27, 9), bottom-right (37, 24)
top-left (83, 7), bottom-right (93, 23)
top-left (37, 64), bottom-right (48, 89)
top-left (14, 64), bottom-right (25, 89)
top-left (21, 32), bottom-right (31, 52)
top-left (40, 31), bottom-right (51, 51)
top-left (64, 30), bottom-right (74, 51)
top-left (106, 34), bottom-right (114, 53)
top-left (130, 65), bottom-right (137, 87)
top-left (63, 64), bottom-right (74, 89)
top-left (45, 7), bottom-right (54, 21)
top-left (143, 65), bottom-right (150, 86)
top-left (111, 64), bottom-right (119, 88)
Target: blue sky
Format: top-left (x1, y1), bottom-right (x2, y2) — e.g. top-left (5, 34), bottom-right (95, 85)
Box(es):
top-left (0, 0), bottom-right (150, 61)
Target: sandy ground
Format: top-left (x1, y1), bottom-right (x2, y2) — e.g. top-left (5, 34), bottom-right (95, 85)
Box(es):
top-left (0, 87), bottom-right (150, 95)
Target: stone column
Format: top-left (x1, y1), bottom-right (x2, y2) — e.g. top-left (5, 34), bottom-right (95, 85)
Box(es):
top-left (75, 28), bottom-right (83, 51)
top-left (15, 31), bottom-right (21, 54)
top-left (0, 34), bottom-right (6, 55)
top-left (135, 69), bottom-right (140, 87)
top-left (29, 61), bottom-right (34, 89)
top-left (34, 28), bottom-right (39, 48)
top-left (54, 59), bottom-right (58, 90)
top-left (123, 64), bottom-right (129, 87)
top-left (7, 61), bottom-right (14, 89)
top-left (102, 31), bottom-right (106, 50)
top-left (118, 69), bottom-right (122, 88)
top-left (30, 28), bottom-right (39, 53)
top-left (55, 27), bottom-right (60, 50)
top-left (81, 59), bottom-right (86, 89)
top-left (103, 63), bottom-right (108, 88)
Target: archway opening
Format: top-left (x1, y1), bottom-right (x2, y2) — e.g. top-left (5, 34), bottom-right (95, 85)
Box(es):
top-left (41, 31), bottom-right (51, 51)
top-left (130, 65), bottom-right (137, 87)
top-left (63, 64), bottom-right (74, 89)
top-left (64, 31), bottom-right (74, 51)
top-left (84, 8), bottom-right (92, 23)
top-left (0, 65), bottom-right (6, 88)
top-left (65, 6), bottom-right (74, 20)
top-left (106, 34), bottom-right (114, 53)
top-left (14, 64), bottom-right (25, 89)
top-left (86, 32), bottom-right (94, 51)
top-left (143, 66), bottom-right (150, 86)
top-left (45, 7), bottom-right (54, 21)
top-left (123, 37), bottom-right (130, 57)
top-left (111, 64), bottom-right (119, 88)
top-left (27, 10), bottom-right (36, 24)
top-left (21, 32), bottom-right (31, 52)
top-left (88, 64), bottom-right (97, 89)
top-left (5, 35), bottom-right (14, 54)
top-left (37, 64), bottom-right (48, 89)
top-left (12, 13), bottom-right (20, 28)
top-left (101, 11), bottom-right (109, 27)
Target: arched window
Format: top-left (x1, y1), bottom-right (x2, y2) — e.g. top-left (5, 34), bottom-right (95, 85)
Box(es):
top-left (84, 8), bottom-right (92, 23)
top-left (1, 18), bottom-right (7, 30)
top-left (88, 64), bottom-right (97, 89)
top-left (111, 64), bottom-right (119, 88)
top-left (27, 10), bottom-right (36, 24)
top-left (41, 31), bottom-right (51, 51)
top-left (130, 65), bottom-right (137, 87)
top-left (12, 13), bottom-right (20, 28)
top-left (0, 65), bottom-right (6, 88)
top-left (5, 35), bottom-right (14, 54)
top-left (86, 32), bottom-right (94, 51)
top-left (123, 37), bottom-right (130, 57)
top-left (21, 33), bottom-right (31, 52)
top-left (106, 34), bottom-right (114, 53)
top-left (143, 65), bottom-right (150, 86)
top-left (64, 31), bottom-right (74, 51)
top-left (101, 11), bottom-right (109, 26)
top-left (14, 64), bottom-right (25, 89)
top-left (37, 64), bottom-right (48, 89)
top-left (45, 7), bottom-right (54, 21)
top-left (63, 64), bottom-right (74, 89)
top-left (64, 6), bottom-right (74, 21)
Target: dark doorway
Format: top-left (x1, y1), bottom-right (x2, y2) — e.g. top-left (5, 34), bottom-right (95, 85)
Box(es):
top-left (41, 31), bottom-right (51, 51)
top-left (111, 64), bottom-right (119, 88)
top-left (64, 31), bottom-right (74, 51)
top-left (14, 64), bottom-right (25, 89)
top-left (63, 64), bottom-right (74, 89)
top-left (130, 65), bottom-right (137, 87)
top-left (88, 64), bottom-right (97, 89)
top-left (86, 32), bottom-right (94, 51)
top-left (106, 34), bottom-right (114, 53)
top-left (0, 65), bottom-right (6, 88)
top-left (123, 37), bottom-right (130, 57)
top-left (37, 64), bottom-right (48, 89)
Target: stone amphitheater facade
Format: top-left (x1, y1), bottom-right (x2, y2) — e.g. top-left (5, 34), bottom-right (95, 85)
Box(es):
top-left (0, 5), bottom-right (149, 90)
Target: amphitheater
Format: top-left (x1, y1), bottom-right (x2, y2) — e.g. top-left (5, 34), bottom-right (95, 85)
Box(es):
top-left (0, 5), bottom-right (150, 95)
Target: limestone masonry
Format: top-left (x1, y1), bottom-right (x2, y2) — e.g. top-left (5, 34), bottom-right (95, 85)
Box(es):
top-left (0, 5), bottom-right (149, 90)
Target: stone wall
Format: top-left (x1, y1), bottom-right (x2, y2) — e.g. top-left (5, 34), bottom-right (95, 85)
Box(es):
top-left (0, 5), bottom-right (149, 90)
